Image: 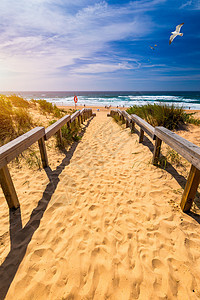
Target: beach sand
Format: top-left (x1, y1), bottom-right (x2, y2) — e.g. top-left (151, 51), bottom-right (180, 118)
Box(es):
top-left (0, 110), bottom-right (200, 299)
top-left (58, 105), bottom-right (127, 112)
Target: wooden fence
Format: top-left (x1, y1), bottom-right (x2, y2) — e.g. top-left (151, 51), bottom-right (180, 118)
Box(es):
top-left (109, 109), bottom-right (200, 212)
top-left (0, 108), bottom-right (93, 209)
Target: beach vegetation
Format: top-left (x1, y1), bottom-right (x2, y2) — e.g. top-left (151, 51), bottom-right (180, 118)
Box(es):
top-left (25, 149), bottom-right (42, 169)
top-left (156, 147), bottom-right (185, 169)
top-left (7, 94), bottom-right (30, 108)
top-left (0, 97), bottom-right (15, 143)
top-left (49, 119), bottom-right (81, 149)
top-left (34, 99), bottom-right (64, 118)
top-left (13, 107), bottom-right (33, 136)
top-left (182, 112), bottom-right (200, 126)
top-left (126, 104), bottom-right (200, 130)
top-left (0, 95), bottom-right (84, 170)
top-left (0, 96), bottom-right (33, 145)
top-left (113, 113), bottom-right (122, 125)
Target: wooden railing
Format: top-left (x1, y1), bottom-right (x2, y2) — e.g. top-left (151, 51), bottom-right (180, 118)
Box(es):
top-left (0, 108), bottom-right (93, 209)
top-left (109, 109), bottom-right (155, 142)
top-left (153, 127), bottom-right (200, 212)
top-left (109, 109), bottom-right (200, 212)
top-left (44, 115), bottom-right (71, 141)
top-left (131, 114), bottom-right (155, 142)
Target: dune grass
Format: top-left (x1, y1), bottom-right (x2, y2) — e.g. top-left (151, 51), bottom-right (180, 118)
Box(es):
top-left (0, 95), bottom-right (85, 169)
top-left (0, 95), bottom-right (81, 146)
top-left (113, 113), bottom-right (124, 125)
top-left (126, 104), bottom-right (200, 130)
top-left (6, 94), bottom-right (30, 108)
top-left (31, 99), bottom-right (64, 118)
top-left (0, 96), bottom-right (33, 145)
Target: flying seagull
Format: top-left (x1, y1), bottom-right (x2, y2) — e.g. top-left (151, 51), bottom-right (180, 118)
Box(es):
top-left (149, 44), bottom-right (158, 50)
top-left (169, 23), bottom-right (184, 45)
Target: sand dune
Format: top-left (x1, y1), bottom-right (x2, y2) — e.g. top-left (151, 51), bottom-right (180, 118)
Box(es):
top-left (0, 111), bottom-right (200, 299)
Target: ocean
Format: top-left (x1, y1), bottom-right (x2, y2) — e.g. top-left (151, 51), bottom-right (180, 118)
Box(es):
top-left (5, 91), bottom-right (200, 110)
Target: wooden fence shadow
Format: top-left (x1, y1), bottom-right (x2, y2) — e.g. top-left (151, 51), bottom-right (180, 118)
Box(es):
top-left (132, 126), bottom-right (200, 222)
top-left (0, 118), bottom-right (93, 300)
top-left (157, 156), bottom-right (200, 223)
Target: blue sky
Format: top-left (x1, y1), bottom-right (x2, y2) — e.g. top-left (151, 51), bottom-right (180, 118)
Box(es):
top-left (0, 0), bottom-right (199, 91)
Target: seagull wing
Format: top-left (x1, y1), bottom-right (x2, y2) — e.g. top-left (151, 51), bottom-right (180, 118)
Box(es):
top-left (169, 34), bottom-right (176, 45)
top-left (175, 23), bottom-right (184, 33)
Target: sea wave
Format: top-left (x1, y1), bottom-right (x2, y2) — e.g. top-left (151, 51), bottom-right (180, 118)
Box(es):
top-left (22, 91), bottom-right (200, 110)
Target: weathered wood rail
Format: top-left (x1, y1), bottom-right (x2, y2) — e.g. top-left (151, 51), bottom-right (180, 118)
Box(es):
top-left (131, 114), bottom-right (156, 142)
top-left (44, 115), bottom-right (71, 141)
top-left (0, 108), bottom-right (93, 209)
top-left (109, 109), bottom-right (155, 141)
top-left (109, 109), bottom-right (200, 213)
top-left (153, 127), bottom-right (200, 212)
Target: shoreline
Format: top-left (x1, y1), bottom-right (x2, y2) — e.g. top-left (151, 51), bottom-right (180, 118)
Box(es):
top-left (57, 105), bottom-right (128, 112)
top-left (57, 104), bottom-right (200, 114)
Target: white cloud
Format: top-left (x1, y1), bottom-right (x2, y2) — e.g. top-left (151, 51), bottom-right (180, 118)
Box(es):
top-left (180, 0), bottom-right (192, 9)
top-left (73, 61), bottom-right (140, 74)
top-left (180, 0), bottom-right (200, 9)
top-left (0, 0), bottom-right (165, 89)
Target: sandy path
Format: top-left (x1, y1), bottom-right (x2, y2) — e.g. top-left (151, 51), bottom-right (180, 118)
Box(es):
top-left (1, 111), bottom-right (200, 299)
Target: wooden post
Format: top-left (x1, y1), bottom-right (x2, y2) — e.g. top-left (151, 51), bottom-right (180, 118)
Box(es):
top-left (0, 165), bottom-right (20, 209)
top-left (131, 121), bottom-right (135, 133)
top-left (38, 137), bottom-right (48, 168)
top-left (67, 121), bottom-right (71, 129)
top-left (139, 128), bottom-right (144, 143)
top-left (56, 129), bottom-right (62, 145)
top-left (126, 120), bottom-right (129, 128)
top-left (152, 137), bottom-right (162, 165)
top-left (71, 121), bottom-right (74, 130)
top-left (180, 165), bottom-right (200, 212)
top-left (78, 115), bottom-right (81, 126)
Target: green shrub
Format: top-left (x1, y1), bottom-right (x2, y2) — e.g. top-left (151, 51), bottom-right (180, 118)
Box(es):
top-left (48, 119), bottom-right (81, 148)
top-left (113, 113), bottom-right (122, 124)
top-left (183, 112), bottom-right (200, 126)
top-left (53, 105), bottom-right (63, 118)
top-left (156, 147), bottom-right (185, 169)
top-left (127, 104), bottom-right (200, 130)
top-left (37, 99), bottom-right (54, 114)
